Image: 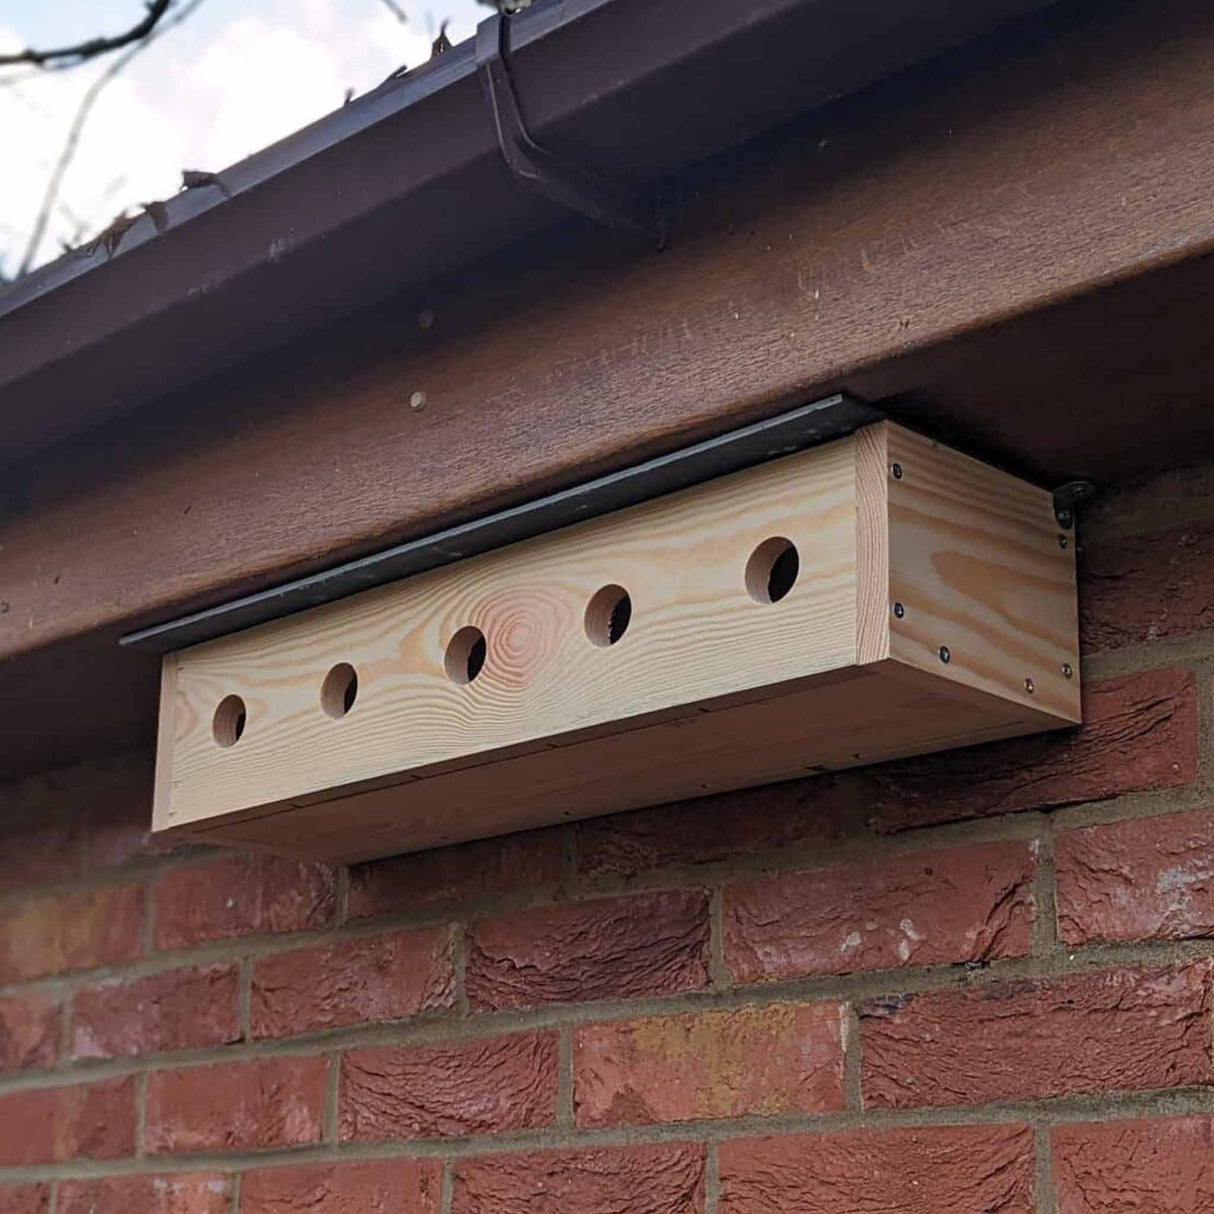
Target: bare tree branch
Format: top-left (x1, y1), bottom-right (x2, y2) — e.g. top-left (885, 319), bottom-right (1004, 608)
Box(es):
top-left (15, 0), bottom-right (207, 277)
top-left (0, 0), bottom-right (173, 69)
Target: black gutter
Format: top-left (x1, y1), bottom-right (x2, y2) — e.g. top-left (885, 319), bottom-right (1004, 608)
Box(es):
top-left (0, 0), bottom-right (1060, 463)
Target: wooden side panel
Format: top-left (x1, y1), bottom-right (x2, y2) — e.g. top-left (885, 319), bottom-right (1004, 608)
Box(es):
top-left (854, 423), bottom-right (891, 664)
top-left (159, 438), bottom-right (858, 831)
top-left (191, 664), bottom-right (1037, 864)
top-left (884, 425), bottom-right (1081, 723)
top-left (151, 652), bottom-right (180, 834)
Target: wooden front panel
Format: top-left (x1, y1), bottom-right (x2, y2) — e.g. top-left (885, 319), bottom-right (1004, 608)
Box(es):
top-left (157, 437), bottom-right (859, 833)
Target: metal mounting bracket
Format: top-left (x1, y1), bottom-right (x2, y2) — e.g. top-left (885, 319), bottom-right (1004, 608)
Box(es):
top-left (1052, 480), bottom-right (1096, 529)
top-left (475, 13), bottom-right (665, 247)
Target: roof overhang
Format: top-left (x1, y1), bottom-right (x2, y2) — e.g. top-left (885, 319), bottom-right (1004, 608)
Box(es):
top-left (0, 0), bottom-right (1061, 463)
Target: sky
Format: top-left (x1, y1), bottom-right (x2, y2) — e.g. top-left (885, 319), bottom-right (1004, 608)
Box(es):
top-left (0, 0), bottom-right (486, 277)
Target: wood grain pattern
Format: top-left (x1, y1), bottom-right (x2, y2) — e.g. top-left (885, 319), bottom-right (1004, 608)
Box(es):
top-left (155, 425), bottom-right (1079, 859)
top-left (886, 426), bottom-right (1080, 723)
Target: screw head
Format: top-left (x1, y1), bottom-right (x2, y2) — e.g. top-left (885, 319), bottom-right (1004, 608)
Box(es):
top-left (890, 462), bottom-right (903, 480)
top-left (1062, 662), bottom-right (1073, 679)
top-left (1024, 677), bottom-right (1035, 694)
top-left (893, 602), bottom-right (905, 619)
top-left (1056, 508), bottom-right (1075, 530)
top-left (409, 390), bottom-right (427, 411)
top-left (1058, 534), bottom-right (1069, 549)
top-left (938, 645), bottom-right (950, 664)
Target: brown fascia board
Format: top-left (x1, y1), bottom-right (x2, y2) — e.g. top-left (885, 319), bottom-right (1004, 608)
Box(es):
top-left (0, 0), bottom-right (1060, 464)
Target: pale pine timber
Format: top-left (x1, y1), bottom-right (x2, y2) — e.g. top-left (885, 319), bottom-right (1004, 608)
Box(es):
top-left (153, 422), bottom-right (1080, 862)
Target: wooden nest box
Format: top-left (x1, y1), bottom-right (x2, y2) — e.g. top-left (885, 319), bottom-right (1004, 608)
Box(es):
top-left (152, 422), bottom-right (1080, 862)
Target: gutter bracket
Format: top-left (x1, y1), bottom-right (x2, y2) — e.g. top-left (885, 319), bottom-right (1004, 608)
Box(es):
top-left (1052, 480), bottom-right (1096, 530)
top-left (476, 13), bottom-right (665, 247)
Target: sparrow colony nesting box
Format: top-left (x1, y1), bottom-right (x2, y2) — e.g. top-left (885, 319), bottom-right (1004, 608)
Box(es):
top-left (152, 422), bottom-right (1080, 862)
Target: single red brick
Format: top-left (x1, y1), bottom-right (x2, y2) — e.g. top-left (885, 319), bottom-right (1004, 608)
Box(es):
top-left (1, 755), bottom-right (179, 887)
top-left (1057, 808), bottom-right (1214, 944)
top-left (85, 782), bottom-right (195, 871)
top-left (1079, 524), bottom-right (1214, 652)
top-left (144, 1057), bottom-right (328, 1154)
top-left (153, 854), bottom-right (335, 949)
top-left (575, 779), bottom-right (863, 879)
top-left (0, 1185), bottom-right (48, 1214)
top-left (340, 1031), bottom-right (558, 1141)
top-left (860, 961), bottom-right (1212, 1109)
top-left (0, 815), bottom-right (80, 889)
top-left (0, 992), bottom-right (59, 1071)
top-left (0, 1077), bottom-right (135, 1165)
top-left (574, 1002), bottom-right (846, 1128)
top-left (1079, 465), bottom-right (1214, 536)
top-left (718, 1124), bottom-right (1034, 1213)
top-left (242, 1160), bottom-right (442, 1213)
top-left (59, 753), bottom-right (196, 872)
top-left (0, 885), bottom-right (143, 983)
top-left (251, 927), bottom-right (454, 1039)
top-left (72, 964), bottom-right (241, 1060)
top-left (58, 1174), bottom-right (232, 1214)
top-left (453, 1144), bottom-right (705, 1214)
top-left (467, 889), bottom-right (709, 1011)
top-left (725, 841), bottom-right (1034, 983)
top-left (1053, 1117), bottom-right (1214, 1213)
top-left (866, 668), bottom-right (1197, 831)
top-left (1, 755), bottom-right (166, 886)
top-left (348, 827), bottom-right (567, 919)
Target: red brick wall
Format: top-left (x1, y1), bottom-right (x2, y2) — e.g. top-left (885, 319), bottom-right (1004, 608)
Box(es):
top-left (2, 464), bottom-right (1214, 1213)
